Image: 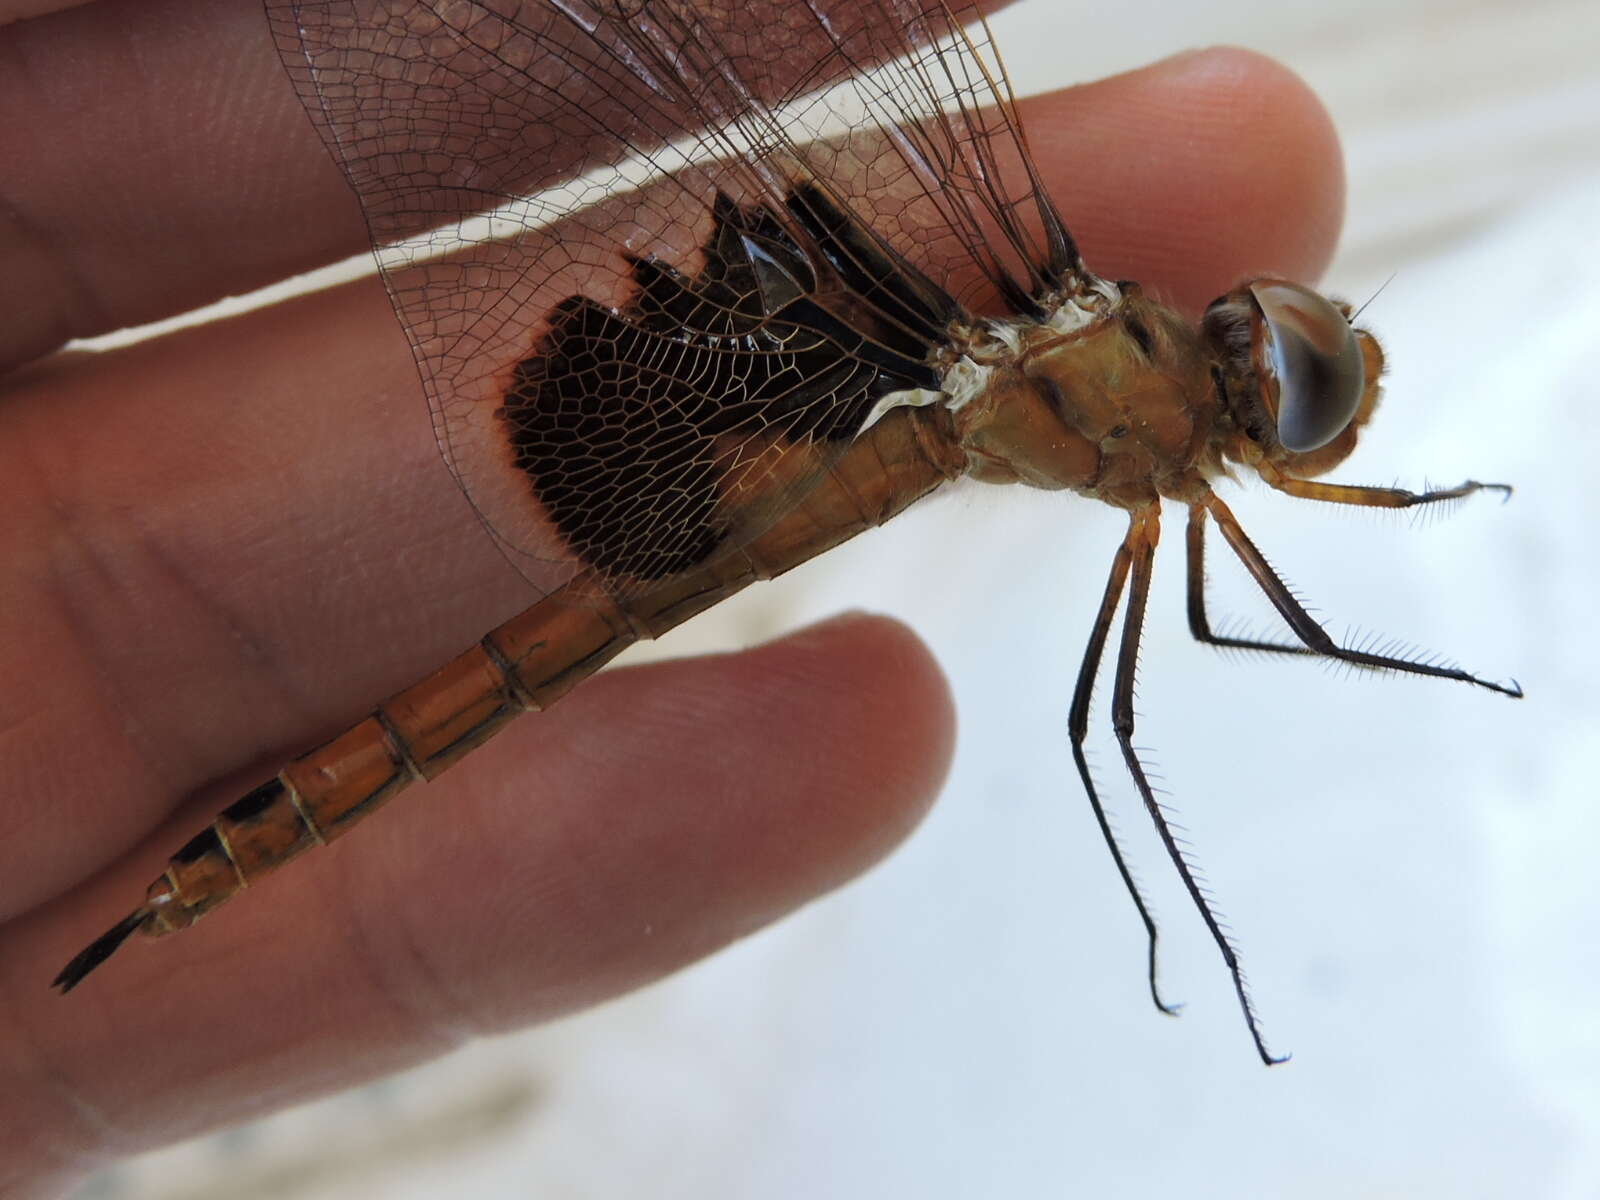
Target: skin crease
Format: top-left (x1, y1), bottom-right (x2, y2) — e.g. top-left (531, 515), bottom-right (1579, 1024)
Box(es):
top-left (0, 0), bottom-right (1344, 1190)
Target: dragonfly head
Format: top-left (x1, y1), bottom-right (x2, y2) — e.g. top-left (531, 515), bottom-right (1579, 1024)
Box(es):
top-left (1203, 278), bottom-right (1384, 476)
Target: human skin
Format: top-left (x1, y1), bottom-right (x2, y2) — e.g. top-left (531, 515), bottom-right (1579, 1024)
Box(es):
top-left (0, 1), bottom-right (1343, 1192)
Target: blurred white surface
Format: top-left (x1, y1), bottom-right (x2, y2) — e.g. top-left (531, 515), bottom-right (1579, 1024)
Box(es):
top-left (91, 0), bottom-right (1600, 1197)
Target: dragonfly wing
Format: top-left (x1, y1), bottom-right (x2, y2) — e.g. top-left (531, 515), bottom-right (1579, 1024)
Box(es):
top-left (266, 0), bottom-right (1094, 599)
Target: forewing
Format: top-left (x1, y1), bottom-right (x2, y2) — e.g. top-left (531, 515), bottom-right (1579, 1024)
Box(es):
top-left (266, 0), bottom-right (1087, 599)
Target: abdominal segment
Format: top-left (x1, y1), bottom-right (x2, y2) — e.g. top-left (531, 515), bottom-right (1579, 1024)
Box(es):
top-left (52, 399), bottom-right (963, 992)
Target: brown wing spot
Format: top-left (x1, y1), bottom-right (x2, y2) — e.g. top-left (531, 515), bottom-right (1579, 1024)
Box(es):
top-left (497, 193), bottom-right (946, 581)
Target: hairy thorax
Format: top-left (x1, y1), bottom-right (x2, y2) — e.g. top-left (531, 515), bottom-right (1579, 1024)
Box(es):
top-left (951, 289), bottom-right (1221, 509)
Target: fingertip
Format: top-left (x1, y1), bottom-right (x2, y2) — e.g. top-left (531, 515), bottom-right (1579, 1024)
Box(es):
top-left (0, 611), bottom-right (956, 1160)
top-left (1025, 46), bottom-right (1345, 312)
top-left (1166, 46), bottom-right (1346, 280)
top-left (354, 609), bottom-right (955, 1029)
top-left (729, 611), bottom-right (957, 882)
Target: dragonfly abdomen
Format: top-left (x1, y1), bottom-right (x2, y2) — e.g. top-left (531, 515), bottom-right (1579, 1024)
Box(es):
top-left (54, 406), bottom-right (964, 992)
top-left (51, 590), bottom-right (641, 989)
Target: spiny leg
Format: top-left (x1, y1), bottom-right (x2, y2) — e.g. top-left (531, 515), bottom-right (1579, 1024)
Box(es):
top-left (1205, 493), bottom-right (1522, 697)
top-left (1111, 507), bottom-right (1286, 1066)
top-left (1068, 510), bottom-right (1180, 1018)
top-left (1186, 504), bottom-right (1314, 658)
top-left (1256, 463), bottom-right (1512, 509)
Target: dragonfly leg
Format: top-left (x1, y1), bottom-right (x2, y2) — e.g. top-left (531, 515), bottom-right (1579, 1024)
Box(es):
top-left (1067, 509), bottom-right (1180, 1019)
top-left (1110, 507), bottom-right (1286, 1066)
top-left (1204, 493), bottom-right (1522, 697)
top-left (1186, 503), bottom-right (1313, 658)
top-left (1257, 463), bottom-right (1512, 509)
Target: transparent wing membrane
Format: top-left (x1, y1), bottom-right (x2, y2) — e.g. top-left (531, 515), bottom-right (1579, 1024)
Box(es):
top-left (266, 0), bottom-right (1080, 599)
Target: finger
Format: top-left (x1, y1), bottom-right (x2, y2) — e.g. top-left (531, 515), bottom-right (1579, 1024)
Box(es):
top-left (0, 46), bottom-right (1343, 916)
top-left (0, 23), bottom-right (1336, 367)
top-left (0, 0), bottom-right (92, 22)
top-left (0, 0), bottom-right (1023, 371)
top-left (0, 613), bottom-right (954, 1187)
top-left (1038, 48), bottom-right (1345, 313)
top-left (0, 0), bottom-right (345, 371)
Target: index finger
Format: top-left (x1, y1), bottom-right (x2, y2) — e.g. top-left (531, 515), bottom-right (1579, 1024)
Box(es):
top-left (0, 0), bottom-right (1029, 371)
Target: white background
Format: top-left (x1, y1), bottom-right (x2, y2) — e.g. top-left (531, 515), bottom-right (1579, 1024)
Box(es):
top-left (90, 0), bottom-right (1600, 1197)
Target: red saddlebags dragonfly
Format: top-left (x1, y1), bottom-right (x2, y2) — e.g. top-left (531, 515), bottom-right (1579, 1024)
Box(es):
top-left (54, 0), bottom-right (1519, 1064)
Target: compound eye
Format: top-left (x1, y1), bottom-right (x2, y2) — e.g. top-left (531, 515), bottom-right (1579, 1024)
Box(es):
top-left (1249, 280), bottom-right (1365, 452)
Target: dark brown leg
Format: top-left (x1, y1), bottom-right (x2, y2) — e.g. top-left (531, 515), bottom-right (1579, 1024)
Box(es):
top-left (1205, 494), bottom-right (1522, 697)
top-left (1068, 510), bottom-right (1180, 1020)
top-left (1186, 504), bottom-right (1314, 658)
top-left (1109, 507), bottom-right (1286, 1066)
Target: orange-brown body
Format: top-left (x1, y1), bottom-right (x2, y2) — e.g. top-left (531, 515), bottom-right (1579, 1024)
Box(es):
top-left (63, 402), bottom-right (965, 967)
top-left (106, 281), bottom-right (1328, 946)
top-left (959, 290), bottom-right (1218, 507)
top-left (144, 0), bottom-right (1514, 1065)
top-left (54, 274), bottom-right (1510, 1059)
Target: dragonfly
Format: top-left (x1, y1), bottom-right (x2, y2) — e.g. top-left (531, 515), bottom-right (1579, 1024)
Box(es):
top-left (53, 0), bottom-right (1519, 1065)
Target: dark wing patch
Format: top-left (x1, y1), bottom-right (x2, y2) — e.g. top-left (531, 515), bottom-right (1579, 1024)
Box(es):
top-left (266, 0), bottom-right (1091, 598)
top-left (500, 193), bottom-right (946, 581)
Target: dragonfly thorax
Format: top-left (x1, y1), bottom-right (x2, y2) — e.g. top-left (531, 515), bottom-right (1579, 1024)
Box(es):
top-left (953, 289), bottom-right (1218, 508)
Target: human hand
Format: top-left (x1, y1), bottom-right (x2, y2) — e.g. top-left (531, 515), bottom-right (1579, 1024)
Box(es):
top-left (0, 1), bottom-right (1341, 1191)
